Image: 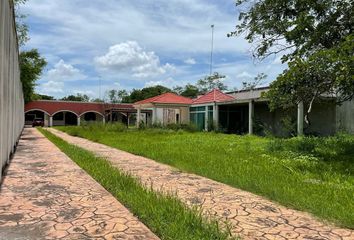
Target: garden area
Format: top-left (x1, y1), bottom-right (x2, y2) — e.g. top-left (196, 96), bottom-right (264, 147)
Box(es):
top-left (55, 123), bottom-right (354, 228)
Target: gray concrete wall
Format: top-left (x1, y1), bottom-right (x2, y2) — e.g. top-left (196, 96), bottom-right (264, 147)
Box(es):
top-left (336, 100), bottom-right (354, 134)
top-left (0, 0), bottom-right (24, 180)
top-left (254, 100), bottom-right (337, 137)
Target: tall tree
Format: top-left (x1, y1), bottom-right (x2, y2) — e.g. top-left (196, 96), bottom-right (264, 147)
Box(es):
top-left (241, 73), bottom-right (267, 90)
top-left (174, 84), bottom-right (200, 98)
top-left (61, 94), bottom-right (90, 102)
top-left (106, 89), bottom-right (119, 103)
top-left (123, 85), bottom-right (172, 103)
top-left (230, 0), bottom-right (354, 125)
top-left (229, 0), bottom-right (353, 62)
top-left (13, 0), bottom-right (29, 47)
top-left (266, 36), bottom-right (354, 124)
top-left (117, 90), bottom-right (128, 102)
top-left (33, 94), bottom-right (55, 100)
top-left (19, 50), bottom-right (47, 103)
top-left (14, 0), bottom-right (47, 103)
top-left (197, 72), bottom-right (228, 94)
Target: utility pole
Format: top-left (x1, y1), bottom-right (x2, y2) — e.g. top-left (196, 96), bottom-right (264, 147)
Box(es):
top-left (210, 24), bottom-right (214, 76)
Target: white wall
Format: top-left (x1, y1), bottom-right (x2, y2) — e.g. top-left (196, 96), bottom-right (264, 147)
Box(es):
top-left (154, 106), bottom-right (189, 125)
top-left (0, 0), bottom-right (24, 180)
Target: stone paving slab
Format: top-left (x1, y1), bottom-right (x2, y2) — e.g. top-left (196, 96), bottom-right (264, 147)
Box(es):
top-left (48, 128), bottom-right (354, 240)
top-left (0, 128), bottom-right (159, 240)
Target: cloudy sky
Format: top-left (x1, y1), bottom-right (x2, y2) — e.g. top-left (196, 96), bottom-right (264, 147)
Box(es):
top-left (20, 0), bottom-right (286, 99)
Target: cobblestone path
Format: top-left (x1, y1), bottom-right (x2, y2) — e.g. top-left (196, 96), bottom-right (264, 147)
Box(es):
top-left (0, 128), bottom-right (159, 240)
top-left (48, 128), bottom-right (354, 240)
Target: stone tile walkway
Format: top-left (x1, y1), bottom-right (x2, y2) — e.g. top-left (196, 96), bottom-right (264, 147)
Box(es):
top-left (0, 128), bottom-right (159, 240)
top-left (48, 128), bottom-right (354, 240)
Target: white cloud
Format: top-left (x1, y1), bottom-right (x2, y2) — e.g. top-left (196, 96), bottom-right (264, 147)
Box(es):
top-left (22, 0), bottom-right (286, 95)
top-left (184, 58), bottom-right (196, 65)
top-left (145, 77), bottom-right (178, 88)
top-left (236, 71), bottom-right (253, 80)
top-left (44, 59), bottom-right (87, 82)
top-left (37, 81), bottom-right (64, 94)
top-left (72, 90), bottom-right (95, 96)
top-left (95, 41), bottom-right (174, 78)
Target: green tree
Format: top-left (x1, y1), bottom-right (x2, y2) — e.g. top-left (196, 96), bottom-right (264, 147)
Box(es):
top-left (33, 94), bottom-right (55, 100)
top-left (174, 84), bottom-right (200, 98)
top-left (61, 94), bottom-right (90, 102)
top-left (13, 0), bottom-right (29, 47)
top-left (197, 72), bottom-right (228, 94)
top-left (123, 85), bottom-right (172, 103)
top-left (117, 90), bottom-right (128, 102)
top-left (230, 0), bottom-right (354, 126)
top-left (242, 73), bottom-right (267, 90)
top-left (266, 36), bottom-right (354, 125)
top-left (91, 98), bottom-right (104, 103)
top-left (19, 50), bottom-right (47, 103)
top-left (14, 0), bottom-right (48, 103)
top-left (229, 0), bottom-right (353, 62)
top-left (107, 89), bottom-right (118, 103)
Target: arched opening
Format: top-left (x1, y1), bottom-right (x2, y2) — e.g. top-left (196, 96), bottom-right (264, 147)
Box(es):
top-left (52, 111), bottom-right (78, 126)
top-left (80, 111), bottom-right (104, 124)
top-left (84, 112), bottom-right (97, 121)
top-left (25, 110), bottom-right (49, 126)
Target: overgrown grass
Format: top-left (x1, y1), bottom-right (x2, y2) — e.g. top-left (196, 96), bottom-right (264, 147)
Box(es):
top-left (56, 123), bottom-right (354, 228)
top-left (38, 128), bottom-right (234, 240)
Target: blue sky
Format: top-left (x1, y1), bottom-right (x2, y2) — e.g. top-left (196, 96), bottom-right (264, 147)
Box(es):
top-left (20, 0), bottom-right (286, 99)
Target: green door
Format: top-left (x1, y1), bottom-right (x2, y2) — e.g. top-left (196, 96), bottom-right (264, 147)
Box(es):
top-left (190, 112), bottom-right (205, 131)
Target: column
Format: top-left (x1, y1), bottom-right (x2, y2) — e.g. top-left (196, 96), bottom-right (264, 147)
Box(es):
top-left (136, 108), bottom-right (141, 128)
top-left (49, 116), bottom-right (53, 127)
top-left (213, 104), bottom-right (219, 129)
top-left (152, 107), bottom-right (157, 124)
top-left (297, 101), bottom-right (304, 136)
top-left (127, 113), bottom-right (130, 127)
top-left (77, 116), bottom-right (81, 126)
top-left (248, 100), bottom-right (254, 134)
top-left (205, 106), bottom-right (209, 131)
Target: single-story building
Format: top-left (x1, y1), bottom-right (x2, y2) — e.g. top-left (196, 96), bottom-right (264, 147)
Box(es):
top-left (24, 100), bottom-right (151, 127)
top-left (24, 88), bottom-right (354, 136)
top-left (133, 88), bottom-right (354, 136)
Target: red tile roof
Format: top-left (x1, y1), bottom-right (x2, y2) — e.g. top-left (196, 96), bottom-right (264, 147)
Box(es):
top-left (25, 100), bottom-right (134, 116)
top-left (192, 89), bottom-right (235, 104)
top-left (134, 92), bottom-right (193, 105)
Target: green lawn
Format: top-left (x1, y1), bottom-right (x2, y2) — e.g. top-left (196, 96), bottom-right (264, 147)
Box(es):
top-left (39, 128), bottom-right (234, 240)
top-left (56, 124), bottom-right (354, 228)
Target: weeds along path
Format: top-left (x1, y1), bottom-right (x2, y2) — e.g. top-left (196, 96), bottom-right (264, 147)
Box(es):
top-left (47, 128), bottom-right (354, 240)
top-left (0, 128), bottom-right (159, 239)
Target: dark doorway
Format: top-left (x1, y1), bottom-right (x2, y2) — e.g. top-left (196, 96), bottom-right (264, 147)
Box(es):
top-left (84, 112), bottom-right (97, 121)
top-left (65, 112), bottom-right (78, 125)
top-left (25, 110), bottom-right (44, 121)
top-left (219, 104), bottom-right (248, 134)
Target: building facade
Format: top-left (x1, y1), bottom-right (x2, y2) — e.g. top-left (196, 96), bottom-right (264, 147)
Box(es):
top-left (25, 100), bottom-right (151, 127)
top-left (133, 88), bottom-right (354, 136)
top-left (0, 0), bottom-right (25, 180)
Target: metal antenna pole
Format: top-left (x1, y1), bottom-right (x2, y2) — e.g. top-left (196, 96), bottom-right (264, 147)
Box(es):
top-left (99, 76), bottom-right (102, 101)
top-left (210, 24), bottom-right (214, 76)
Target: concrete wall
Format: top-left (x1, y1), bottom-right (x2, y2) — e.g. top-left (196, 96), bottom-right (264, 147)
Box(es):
top-left (0, 0), bottom-right (24, 180)
top-left (154, 106), bottom-right (189, 125)
top-left (253, 100), bottom-right (338, 136)
top-left (336, 100), bottom-right (354, 134)
top-left (180, 107), bottom-right (190, 124)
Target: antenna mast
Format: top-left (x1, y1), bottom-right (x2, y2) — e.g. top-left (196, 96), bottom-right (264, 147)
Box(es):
top-left (210, 24), bottom-right (214, 76)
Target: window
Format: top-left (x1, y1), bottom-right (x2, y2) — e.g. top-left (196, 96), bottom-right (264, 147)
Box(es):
top-left (190, 106), bottom-right (206, 112)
